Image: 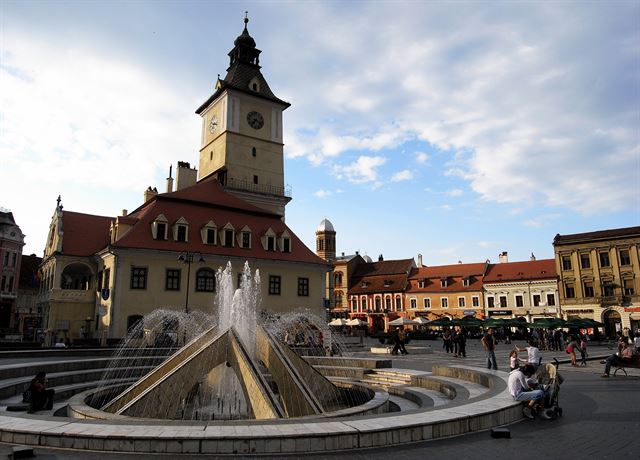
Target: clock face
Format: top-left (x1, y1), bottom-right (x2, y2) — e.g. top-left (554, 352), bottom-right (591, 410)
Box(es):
top-left (246, 111), bottom-right (264, 130)
top-left (209, 115), bottom-right (218, 134)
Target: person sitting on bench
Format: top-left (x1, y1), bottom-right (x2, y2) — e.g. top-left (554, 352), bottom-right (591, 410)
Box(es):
top-left (508, 364), bottom-right (544, 419)
top-left (602, 342), bottom-right (635, 377)
top-left (27, 371), bottom-right (55, 413)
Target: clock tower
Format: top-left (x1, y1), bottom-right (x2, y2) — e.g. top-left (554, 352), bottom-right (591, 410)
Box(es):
top-left (196, 15), bottom-right (291, 217)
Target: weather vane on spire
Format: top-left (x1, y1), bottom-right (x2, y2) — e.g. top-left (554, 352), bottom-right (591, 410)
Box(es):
top-left (244, 11), bottom-right (249, 28)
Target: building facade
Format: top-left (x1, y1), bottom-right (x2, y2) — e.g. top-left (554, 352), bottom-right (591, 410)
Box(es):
top-left (0, 211), bottom-right (25, 331)
top-left (406, 262), bottom-right (488, 321)
top-left (347, 257), bottom-right (415, 333)
top-left (37, 21), bottom-right (328, 343)
top-left (554, 226), bottom-right (640, 337)
top-left (483, 256), bottom-right (558, 322)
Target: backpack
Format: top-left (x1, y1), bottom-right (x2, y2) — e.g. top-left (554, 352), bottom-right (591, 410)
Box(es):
top-left (22, 388), bottom-right (32, 403)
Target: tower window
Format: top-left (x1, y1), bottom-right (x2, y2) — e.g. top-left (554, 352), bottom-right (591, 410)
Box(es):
top-left (252, 83), bottom-right (258, 91)
top-left (253, 175), bottom-right (258, 184)
top-left (252, 147), bottom-right (256, 157)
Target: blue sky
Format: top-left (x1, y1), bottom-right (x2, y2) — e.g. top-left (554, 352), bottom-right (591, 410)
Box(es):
top-left (1, 1), bottom-right (639, 265)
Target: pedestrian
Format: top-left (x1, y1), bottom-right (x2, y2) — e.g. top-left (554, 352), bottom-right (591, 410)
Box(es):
top-left (579, 336), bottom-right (588, 366)
top-left (458, 328), bottom-right (467, 358)
top-left (27, 371), bottom-right (55, 413)
top-left (566, 335), bottom-right (578, 366)
top-left (481, 327), bottom-right (498, 370)
top-left (398, 328), bottom-right (408, 355)
top-left (509, 349), bottom-right (520, 371)
top-left (515, 339), bottom-right (542, 371)
top-left (442, 329), bottom-right (453, 353)
top-left (54, 338), bottom-right (67, 348)
top-left (452, 329), bottom-right (459, 357)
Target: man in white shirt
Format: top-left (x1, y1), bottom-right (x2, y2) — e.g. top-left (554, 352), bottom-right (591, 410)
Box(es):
top-left (515, 340), bottom-right (541, 370)
top-left (508, 364), bottom-right (544, 419)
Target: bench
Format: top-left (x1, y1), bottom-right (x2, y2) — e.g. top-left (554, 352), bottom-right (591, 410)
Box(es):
top-left (613, 355), bottom-right (640, 376)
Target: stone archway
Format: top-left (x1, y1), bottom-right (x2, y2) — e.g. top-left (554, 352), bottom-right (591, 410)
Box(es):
top-left (603, 309), bottom-right (622, 338)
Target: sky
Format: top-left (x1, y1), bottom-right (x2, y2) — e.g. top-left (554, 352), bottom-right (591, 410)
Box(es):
top-left (1, 0), bottom-right (639, 266)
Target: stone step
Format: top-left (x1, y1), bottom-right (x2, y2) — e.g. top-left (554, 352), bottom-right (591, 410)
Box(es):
top-left (388, 394), bottom-right (420, 411)
top-left (0, 366), bottom-right (154, 399)
top-left (427, 375), bottom-right (490, 399)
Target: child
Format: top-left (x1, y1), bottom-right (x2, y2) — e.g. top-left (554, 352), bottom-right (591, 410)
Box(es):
top-left (579, 336), bottom-right (588, 366)
top-left (509, 350), bottom-right (519, 371)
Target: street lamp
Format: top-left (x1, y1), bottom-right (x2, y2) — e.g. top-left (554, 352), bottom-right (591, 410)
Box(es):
top-left (177, 252), bottom-right (205, 314)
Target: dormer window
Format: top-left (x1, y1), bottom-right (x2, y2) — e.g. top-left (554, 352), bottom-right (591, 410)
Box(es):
top-left (441, 278), bottom-right (448, 288)
top-left (418, 279), bottom-right (426, 288)
top-left (201, 221), bottom-right (217, 245)
top-left (173, 217), bottom-right (189, 242)
top-left (262, 228), bottom-right (277, 251)
top-left (279, 230), bottom-right (292, 252)
top-left (240, 226), bottom-right (252, 249)
top-left (462, 277), bottom-right (471, 287)
top-left (361, 281), bottom-right (369, 288)
top-left (383, 280), bottom-right (392, 288)
top-left (152, 214), bottom-right (168, 240)
top-left (221, 223), bottom-right (235, 247)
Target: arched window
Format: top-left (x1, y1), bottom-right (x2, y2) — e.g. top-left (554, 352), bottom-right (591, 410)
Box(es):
top-left (60, 263), bottom-right (92, 290)
top-left (196, 268), bottom-right (216, 292)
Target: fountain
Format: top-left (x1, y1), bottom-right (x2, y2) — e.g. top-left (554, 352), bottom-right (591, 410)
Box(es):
top-left (93, 261), bottom-right (362, 420)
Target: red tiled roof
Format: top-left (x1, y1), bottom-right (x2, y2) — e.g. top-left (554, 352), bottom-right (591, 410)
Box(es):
top-left (409, 262), bottom-right (487, 279)
top-left (113, 177), bottom-right (327, 266)
top-left (348, 259), bottom-right (414, 295)
top-left (349, 274), bottom-right (409, 295)
top-left (483, 259), bottom-right (557, 283)
top-left (352, 259), bottom-right (415, 277)
top-left (61, 211), bottom-right (113, 256)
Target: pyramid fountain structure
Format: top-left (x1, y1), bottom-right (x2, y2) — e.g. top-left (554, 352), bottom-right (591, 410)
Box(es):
top-left (100, 262), bottom-right (349, 420)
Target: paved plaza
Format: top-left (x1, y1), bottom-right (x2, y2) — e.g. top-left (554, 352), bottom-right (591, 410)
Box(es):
top-left (0, 338), bottom-right (637, 459)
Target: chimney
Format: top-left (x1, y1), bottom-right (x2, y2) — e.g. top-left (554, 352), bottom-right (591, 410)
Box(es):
top-left (378, 254), bottom-right (384, 262)
top-left (530, 252), bottom-right (536, 261)
top-left (144, 186), bottom-right (158, 203)
top-left (499, 251), bottom-right (509, 264)
top-left (166, 165), bottom-right (174, 193)
top-left (176, 161), bottom-right (197, 191)
top-left (121, 209), bottom-right (128, 217)
top-left (417, 254), bottom-right (423, 267)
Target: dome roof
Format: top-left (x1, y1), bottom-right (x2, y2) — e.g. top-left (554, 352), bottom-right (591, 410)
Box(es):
top-left (316, 219), bottom-right (335, 232)
top-left (234, 27), bottom-right (256, 48)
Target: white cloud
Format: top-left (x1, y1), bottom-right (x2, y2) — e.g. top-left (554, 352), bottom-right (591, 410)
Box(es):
top-left (275, 3), bottom-right (639, 214)
top-left (0, 30), bottom-right (198, 252)
top-left (314, 190), bottom-right (332, 198)
top-left (391, 170), bottom-right (413, 182)
top-left (478, 241), bottom-right (492, 248)
top-left (415, 152), bottom-right (430, 163)
top-left (445, 188), bottom-right (464, 197)
top-left (332, 156), bottom-right (386, 184)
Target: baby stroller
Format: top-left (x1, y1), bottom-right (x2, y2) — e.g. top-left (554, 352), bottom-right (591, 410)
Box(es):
top-left (535, 359), bottom-right (564, 419)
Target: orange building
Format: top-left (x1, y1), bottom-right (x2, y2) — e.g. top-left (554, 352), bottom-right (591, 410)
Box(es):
top-left (406, 262), bottom-right (488, 321)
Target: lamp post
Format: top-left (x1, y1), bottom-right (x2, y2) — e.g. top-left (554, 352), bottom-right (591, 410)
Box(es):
top-left (178, 252), bottom-right (204, 314)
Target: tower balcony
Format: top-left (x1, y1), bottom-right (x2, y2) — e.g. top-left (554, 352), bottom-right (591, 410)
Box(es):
top-left (225, 178), bottom-right (292, 199)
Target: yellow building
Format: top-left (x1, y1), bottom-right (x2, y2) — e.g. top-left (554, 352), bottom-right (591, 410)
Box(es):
top-left (554, 226), bottom-right (640, 337)
top-left (38, 20), bottom-right (328, 343)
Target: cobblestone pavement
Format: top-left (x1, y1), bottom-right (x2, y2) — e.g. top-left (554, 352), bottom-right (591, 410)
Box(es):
top-left (1, 339), bottom-right (637, 459)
